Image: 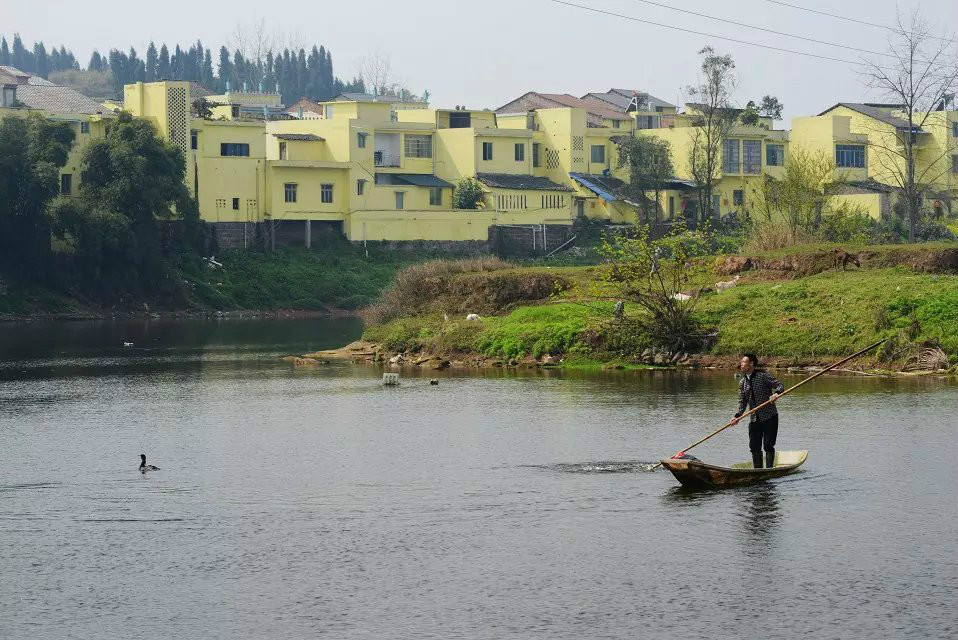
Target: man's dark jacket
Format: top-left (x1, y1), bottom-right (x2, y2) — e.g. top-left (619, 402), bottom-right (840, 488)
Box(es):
top-left (735, 371), bottom-right (785, 422)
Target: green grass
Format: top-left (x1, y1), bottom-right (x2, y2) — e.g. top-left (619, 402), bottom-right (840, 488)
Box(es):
top-left (697, 269), bottom-right (958, 358)
top-left (181, 246), bottom-right (413, 311)
top-left (363, 267), bottom-right (958, 366)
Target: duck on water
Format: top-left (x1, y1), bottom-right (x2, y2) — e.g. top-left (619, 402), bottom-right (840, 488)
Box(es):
top-left (139, 454), bottom-right (160, 473)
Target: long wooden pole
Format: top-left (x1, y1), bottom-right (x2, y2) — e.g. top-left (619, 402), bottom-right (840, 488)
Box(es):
top-left (651, 338), bottom-right (887, 470)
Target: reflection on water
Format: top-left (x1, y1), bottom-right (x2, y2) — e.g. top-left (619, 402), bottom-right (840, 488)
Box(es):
top-left (0, 317), bottom-right (956, 639)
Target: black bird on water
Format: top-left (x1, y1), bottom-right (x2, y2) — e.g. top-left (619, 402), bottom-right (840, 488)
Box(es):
top-left (139, 454), bottom-right (160, 473)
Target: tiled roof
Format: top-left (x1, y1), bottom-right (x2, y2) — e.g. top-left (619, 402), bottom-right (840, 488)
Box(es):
top-left (286, 97), bottom-right (324, 113)
top-left (537, 93), bottom-right (625, 119)
top-left (476, 173), bottom-right (573, 191)
top-left (585, 89), bottom-right (675, 111)
top-left (13, 84), bottom-right (110, 115)
top-left (274, 133), bottom-right (324, 141)
top-left (0, 65), bottom-right (54, 86)
top-left (818, 103), bottom-right (919, 131)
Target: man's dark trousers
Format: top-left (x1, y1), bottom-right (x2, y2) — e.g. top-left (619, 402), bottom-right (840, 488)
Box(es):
top-left (749, 415), bottom-right (778, 468)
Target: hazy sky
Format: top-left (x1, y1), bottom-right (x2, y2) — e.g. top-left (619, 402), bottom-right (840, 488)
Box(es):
top-left (3, 0), bottom-right (956, 124)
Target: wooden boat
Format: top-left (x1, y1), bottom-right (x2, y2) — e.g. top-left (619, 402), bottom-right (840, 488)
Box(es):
top-left (660, 450), bottom-right (808, 488)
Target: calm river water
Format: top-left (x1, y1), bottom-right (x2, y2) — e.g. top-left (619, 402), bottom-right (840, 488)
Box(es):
top-left (1, 317), bottom-right (955, 639)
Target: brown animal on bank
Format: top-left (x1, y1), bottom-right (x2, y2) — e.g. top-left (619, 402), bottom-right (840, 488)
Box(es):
top-left (831, 249), bottom-right (861, 271)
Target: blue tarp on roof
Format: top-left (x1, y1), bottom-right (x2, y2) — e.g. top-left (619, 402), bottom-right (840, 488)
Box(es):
top-left (569, 172), bottom-right (617, 202)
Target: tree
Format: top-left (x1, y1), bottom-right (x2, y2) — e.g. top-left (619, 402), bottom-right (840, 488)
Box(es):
top-left (217, 46), bottom-right (232, 90)
top-left (48, 70), bottom-right (115, 98)
top-left (157, 44), bottom-right (170, 80)
top-left (88, 50), bottom-right (106, 72)
top-left (32, 42), bottom-right (49, 78)
top-left (686, 46), bottom-right (738, 225)
top-left (748, 147), bottom-right (853, 245)
top-left (595, 226), bottom-right (713, 355)
top-left (11, 34), bottom-right (30, 72)
top-left (740, 101), bottom-right (760, 126)
top-left (861, 11), bottom-right (958, 241)
top-left (758, 95), bottom-right (783, 120)
top-left (49, 112), bottom-right (202, 289)
top-left (0, 37), bottom-right (9, 65)
top-left (453, 179), bottom-right (484, 209)
top-left (616, 136), bottom-right (675, 222)
top-left (145, 42), bottom-right (158, 81)
top-left (0, 113), bottom-right (75, 278)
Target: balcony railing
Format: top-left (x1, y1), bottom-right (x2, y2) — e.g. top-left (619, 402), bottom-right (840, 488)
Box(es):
top-left (721, 161), bottom-right (762, 175)
top-left (374, 151), bottom-right (400, 167)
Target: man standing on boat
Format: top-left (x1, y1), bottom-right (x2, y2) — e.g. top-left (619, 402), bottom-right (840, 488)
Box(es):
top-left (730, 354), bottom-right (785, 469)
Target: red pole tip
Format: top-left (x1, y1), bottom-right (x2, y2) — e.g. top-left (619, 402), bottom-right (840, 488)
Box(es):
top-left (672, 451), bottom-right (685, 459)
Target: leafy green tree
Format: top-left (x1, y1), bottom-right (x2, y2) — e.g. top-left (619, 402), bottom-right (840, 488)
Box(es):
top-left (595, 225), bottom-right (713, 355)
top-left (453, 178), bottom-right (484, 209)
top-left (49, 112), bottom-right (202, 290)
top-left (758, 95), bottom-right (783, 120)
top-left (0, 114), bottom-right (75, 278)
top-left (616, 136), bottom-right (674, 222)
top-left (740, 101), bottom-right (760, 126)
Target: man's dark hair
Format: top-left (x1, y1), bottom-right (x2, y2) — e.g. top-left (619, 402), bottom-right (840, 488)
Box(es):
top-left (743, 353), bottom-right (759, 367)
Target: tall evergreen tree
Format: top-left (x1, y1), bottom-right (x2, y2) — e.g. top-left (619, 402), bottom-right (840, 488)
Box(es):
top-left (171, 45), bottom-right (184, 80)
top-left (201, 48), bottom-right (214, 88)
top-left (88, 50), bottom-right (104, 72)
top-left (33, 42), bottom-right (49, 78)
top-left (0, 37), bottom-right (9, 65)
top-left (145, 42), bottom-right (158, 81)
top-left (157, 44), bottom-right (170, 80)
top-left (12, 34), bottom-right (30, 71)
top-left (217, 46), bottom-right (231, 91)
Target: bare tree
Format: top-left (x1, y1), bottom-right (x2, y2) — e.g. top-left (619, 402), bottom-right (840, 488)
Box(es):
top-left (358, 50), bottom-right (396, 96)
top-left (686, 47), bottom-right (738, 225)
top-left (861, 11), bottom-right (958, 241)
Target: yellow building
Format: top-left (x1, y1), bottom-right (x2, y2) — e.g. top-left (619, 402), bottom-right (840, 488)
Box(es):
top-left (790, 102), bottom-right (958, 218)
top-left (0, 65), bottom-right (113, 198)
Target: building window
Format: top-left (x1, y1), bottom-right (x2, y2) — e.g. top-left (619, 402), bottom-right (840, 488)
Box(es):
top-left (357, 179), bottom-right (366, 195)
top-left (221, 143), bottom-right (250, 157)
top-left (429, 187), bottom-right (442, 206)
top-left (514, 143), bottom-right (525, 162)
top-left (722, 139), bottom-right (740, 173)
top-left (284, 183), bottom-right (297, 203)
top-left (190, 131), bottom-right (198, 150)
top-left (278, 141), bottom-right (287, 160)
top-left (836, 144), bottom-right (866, 168)
top-left (230, 105), bottom-right (240, 118)
top-left (612, 119), bottom-right (621, 128)
top-left (80, 121), bottom-right (89, 134)
top-left (324, 105), bottom-right (334, 119)
top-left (449, 112), bottom-right (471, 128)
top-left (743, 140), bottom-right (762, 174)
top-left (733, 189), bottom-right (744, 206)
top-left (357, 132), bottom-right (367, 148)
top-left (668, 196), bottom-right (675, 219)
top-left (591, 144), bottom-right (606, 164)
top-left (953, 122), bottom-right (958, 137)
top-left (766, 144), bottom-right (785, 166)
top-left (952, 155), bottom-right (958, 174)
top-left (321, 184), bottom-right (333, 203)
top-left (482, 141), bottom-right (493, 161)
top-left (404, 134), bottom-right (432, 158)
top-left (395, 191), bottom-right (404, 210)
top-left (60, 174), bottom-right (72, 195)
top-left (532, 143), bottom-right (541, 168)
top-left (232, 197), bottom-right (240, 210)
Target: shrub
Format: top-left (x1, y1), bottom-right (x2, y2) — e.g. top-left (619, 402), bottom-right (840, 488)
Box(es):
top-left (365, 257), bottom-right (512, 324)
top-left (453, 178), bottom-right (485, 209)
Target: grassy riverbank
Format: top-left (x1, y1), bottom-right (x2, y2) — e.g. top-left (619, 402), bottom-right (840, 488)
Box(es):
top-left (361, 244), bottom-right (958, 372)
top-left (1, 243), bottom-right (427, 318)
